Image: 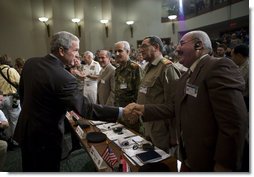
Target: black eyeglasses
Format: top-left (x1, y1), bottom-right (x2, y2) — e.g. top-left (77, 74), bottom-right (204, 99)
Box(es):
top-left (140, 44), bottom-right (152, 49)
top-left (179, 38), bottom-right (197, 46)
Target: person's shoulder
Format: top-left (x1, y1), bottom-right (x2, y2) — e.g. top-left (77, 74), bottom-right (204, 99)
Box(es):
top-left (93, 60), bottom-right (100, 65)
top-left (108, 63), bottom-right (116, 70)
top-left (26, 55), bottom-right (47, 64)
top-left (130, 60), bottom-right (141, 69)
top-left (160, 58), bottom-right (172, 65)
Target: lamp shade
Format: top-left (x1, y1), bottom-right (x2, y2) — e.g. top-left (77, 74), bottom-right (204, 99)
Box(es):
top-left (38, 17), bottom-right (48, 22)
top-left (168, 15), bottom-right (177, 20)
top-left (72, 18), bottom-right (80, 23)
top-left (100, 19), bottom-right (109, 24)
top-left (126, 21), bottom-right (134, 25)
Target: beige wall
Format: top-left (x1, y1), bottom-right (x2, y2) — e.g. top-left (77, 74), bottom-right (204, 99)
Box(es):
top-left (0, 0), bottom-right (249, 60)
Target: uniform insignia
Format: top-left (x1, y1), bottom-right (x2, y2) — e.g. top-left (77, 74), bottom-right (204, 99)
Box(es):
top-left (161, 58), bottom-right (172, 65)
top-left (130, 61), bottom-right (139, 69)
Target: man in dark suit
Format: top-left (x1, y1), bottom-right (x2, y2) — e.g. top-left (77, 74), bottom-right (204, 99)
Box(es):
top-left (126, 30), bottom-right (248, 172)
top-left (13, 31), bottom-right (124, 172)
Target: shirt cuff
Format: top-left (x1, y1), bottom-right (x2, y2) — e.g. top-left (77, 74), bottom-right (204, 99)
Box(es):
top-left (118, 107), bottom-right (123, 121)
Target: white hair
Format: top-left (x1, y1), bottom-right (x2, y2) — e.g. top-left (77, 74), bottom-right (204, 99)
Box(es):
top-left (83, 51), bottom-right (94, 59)
top-left (115, 41), bottom-right (131, 52)
top-left (189, 30), bottom-right (213, 54)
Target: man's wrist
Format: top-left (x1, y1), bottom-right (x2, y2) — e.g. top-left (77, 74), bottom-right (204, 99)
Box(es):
top-left (118, 107), bottom-right (124, 121)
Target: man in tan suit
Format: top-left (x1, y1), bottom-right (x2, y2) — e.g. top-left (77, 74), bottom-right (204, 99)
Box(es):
top-left (126, 31), bottom-right (248, 172)
top-left (137, 36), bottom-right (180, 153)
top-left (97, 50), bottom-right (115, 106)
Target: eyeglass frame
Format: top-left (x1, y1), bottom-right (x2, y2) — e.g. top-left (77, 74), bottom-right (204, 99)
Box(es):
top-left (178, 38), bottom-right (199, 46)
top-left (139, 44), bottom-right (153, 49)
top-left (140, 36), bottom-right (164, 52)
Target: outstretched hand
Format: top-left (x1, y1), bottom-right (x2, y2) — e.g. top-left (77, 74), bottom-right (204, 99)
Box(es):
top-left (123, 103), bottom-right (145, 124)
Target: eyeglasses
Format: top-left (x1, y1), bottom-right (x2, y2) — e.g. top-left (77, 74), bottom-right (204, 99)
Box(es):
top-left (139, 44), bottom-right (152, 49)
top-left (179, 38), bottom-right (197, 46)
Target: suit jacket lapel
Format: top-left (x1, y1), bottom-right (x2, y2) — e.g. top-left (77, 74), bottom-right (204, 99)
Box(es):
top-left (178, 71), bottom-right (190, 104)
top-left (188, 56), bottom-right (209, 84)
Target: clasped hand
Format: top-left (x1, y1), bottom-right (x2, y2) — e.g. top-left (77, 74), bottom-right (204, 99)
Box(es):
top-left (123, 103), bottom-right (144, 124)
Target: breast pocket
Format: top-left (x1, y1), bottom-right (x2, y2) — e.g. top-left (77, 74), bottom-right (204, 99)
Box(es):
top-left (140, 75), bottom-right (159, 96)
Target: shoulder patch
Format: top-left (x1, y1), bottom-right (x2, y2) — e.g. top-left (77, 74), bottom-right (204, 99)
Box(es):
top-left (161, 58), bottom-right (172, 65)
top-left (130, 61), bottom-right (140, 69)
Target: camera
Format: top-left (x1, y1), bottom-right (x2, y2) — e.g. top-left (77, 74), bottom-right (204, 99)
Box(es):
top-left (12, 93), bottom-right (20, 108)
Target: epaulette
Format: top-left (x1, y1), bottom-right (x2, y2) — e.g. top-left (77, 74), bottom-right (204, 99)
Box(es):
top-left (161, 58), bottom-right (172, 65)
top-left (130, 61), bottom-right (140, 69)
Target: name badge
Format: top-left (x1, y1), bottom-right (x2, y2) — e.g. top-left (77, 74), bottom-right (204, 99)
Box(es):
top-left (186, 83), bottom-right (198, 98)
top-left (139, 86), bottom-right (147, 94)
top-left (101, 79), bottom-right (105, 84)
top-left (76, 126), bottom-right (86, 139)
top-left (120, 83), bottom-right (127, 89)
top-left (89, 146), bottom-right (107, 170)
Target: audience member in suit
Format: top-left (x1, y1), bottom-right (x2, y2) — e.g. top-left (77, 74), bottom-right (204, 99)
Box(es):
top-left (13, 31), bottom-right (129, 172)
top-left (230, 44), bottom-right (249, 111)
top-left (97, 50), bottom-right (115, 106)
top-left (230, 44), bottom-right (249, 172)
top-left (126, 30), bottom-right (248, 172)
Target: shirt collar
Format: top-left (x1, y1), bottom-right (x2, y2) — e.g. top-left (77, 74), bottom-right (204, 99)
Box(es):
top-left (49, 53), bottom-right (58, 59)
top-left (151, 54), bottom-right (163, 66)
top-left (190, 54), bottom-right (209, 72)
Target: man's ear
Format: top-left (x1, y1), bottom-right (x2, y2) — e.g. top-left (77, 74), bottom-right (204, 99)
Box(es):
top-left (59, 47), bottom-right (65, 56)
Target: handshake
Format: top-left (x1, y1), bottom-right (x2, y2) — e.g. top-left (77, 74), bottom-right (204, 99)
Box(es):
top-left (122, 103), bottom-right (145, 124)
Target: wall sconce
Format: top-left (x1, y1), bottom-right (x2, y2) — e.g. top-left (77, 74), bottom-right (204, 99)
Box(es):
top-left (126, 21), bottom-right (134, 38)
top-left (168, 15), bottom-right (177, 34)
top-left (38, 17), bottom-right (50, 37)
top-left (100, 19), bottom-right (109, 38)
top-left (72, 18), bottom-right (81, 38)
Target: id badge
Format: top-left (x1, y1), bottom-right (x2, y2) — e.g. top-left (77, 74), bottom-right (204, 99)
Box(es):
top-left (120, 83), bottom-right (127, 89)
top-left (186, 83), bottom-right (198, 98)
top-left (139, 86), bottom-right (147, 94)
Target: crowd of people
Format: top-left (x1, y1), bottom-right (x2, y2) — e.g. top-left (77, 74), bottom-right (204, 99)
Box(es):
top-left (0, 28), bottom-right (249, 172)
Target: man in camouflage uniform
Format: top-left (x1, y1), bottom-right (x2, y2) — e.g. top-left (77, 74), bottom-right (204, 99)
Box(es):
top-left (137, 36), bottom-right (181, 154)
top-left (114, 41), bottom-right (143, 132)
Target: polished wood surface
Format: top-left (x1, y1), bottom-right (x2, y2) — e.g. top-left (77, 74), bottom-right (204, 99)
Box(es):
top-left (66, 112), bottom-right (177, 172)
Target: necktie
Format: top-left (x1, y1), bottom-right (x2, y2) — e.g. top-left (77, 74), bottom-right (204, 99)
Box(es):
top-left (186, 69), bottom-right (192, 83)
top-left (144, 63), bottom-right (152, 74)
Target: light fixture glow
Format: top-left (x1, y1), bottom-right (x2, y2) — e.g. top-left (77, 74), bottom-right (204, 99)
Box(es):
top-left (100, 19), bottom-right (109, 38)
top-left (126, 21), bottom-right (134, 25)
top-left (38, 17), bottom-right (48, 22)
top-left (71, 18), bottom-right (81, 38)
top-left (168, 15), bottom-right (177, 20)
top-left (100, 19), bottom-right (109, 24)
top-left (72, 18), bottom-right (80, 23)
top-left (38, 17), bottom-right (50, 37)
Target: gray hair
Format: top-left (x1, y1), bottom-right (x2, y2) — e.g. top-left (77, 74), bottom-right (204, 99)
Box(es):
top-left (50, 31), bottom-right (79, 53)
top-left (115, 41), bottom-right (131, 52)
top-left (188, 30), bottom-right (213, 54)
top-left (83, 51), bottom-right (94, 59)
top-left (99, 50), bottom-right (111, 58)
